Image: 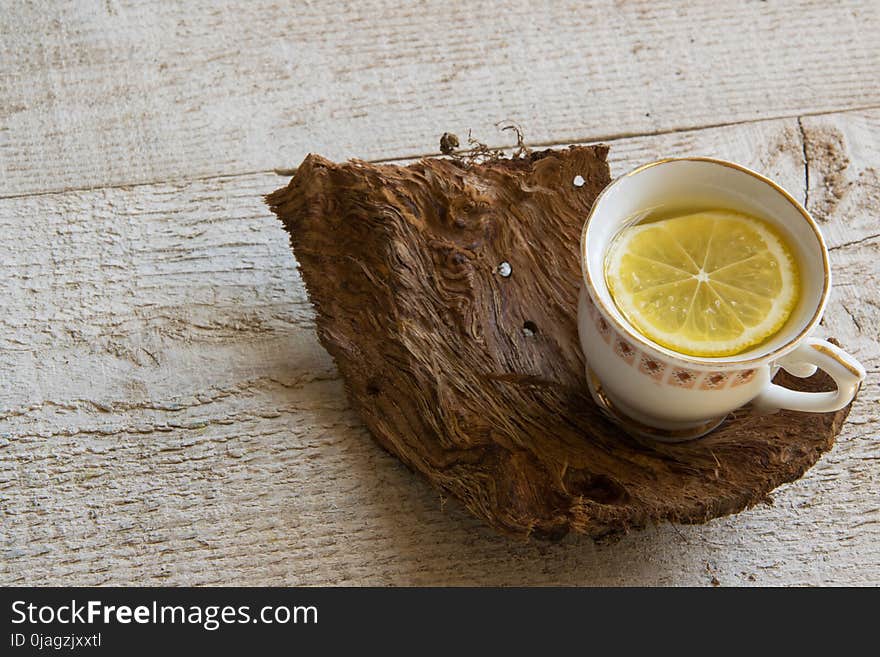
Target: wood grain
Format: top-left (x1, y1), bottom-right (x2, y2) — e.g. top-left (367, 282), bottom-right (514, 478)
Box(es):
top-left (2, 0), bottom-right (880, 196)
top-left (1, 111), bottom-right (876, 584)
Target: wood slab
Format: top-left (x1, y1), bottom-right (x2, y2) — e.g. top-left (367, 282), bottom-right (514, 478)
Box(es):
top-left (267, 145), bottom-right (855, 539)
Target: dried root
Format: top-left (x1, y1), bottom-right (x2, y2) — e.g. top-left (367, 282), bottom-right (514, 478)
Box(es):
top-left (496, 120), bottom-right (531, 158)
top-left (439, 121), bottom-right (531, 166)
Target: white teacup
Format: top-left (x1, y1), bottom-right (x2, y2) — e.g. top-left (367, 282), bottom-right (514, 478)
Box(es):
top-left (578, 157), bottom-right (865, 441)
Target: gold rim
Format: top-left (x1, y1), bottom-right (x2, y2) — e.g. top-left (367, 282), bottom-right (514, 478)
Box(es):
top-left (580, 156), bottom-right (831, 369)
top-left (810, 342), bottom-right (863, 378)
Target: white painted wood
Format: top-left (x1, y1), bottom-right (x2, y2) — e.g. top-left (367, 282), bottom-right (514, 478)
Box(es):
top-left (1, 112), bottom-right (876, 585)
top-left (2, 0), bottom-right (880, 196)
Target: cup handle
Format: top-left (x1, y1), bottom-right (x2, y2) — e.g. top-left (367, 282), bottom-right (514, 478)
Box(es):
top-left (752, 338), bottom-right (866, 413)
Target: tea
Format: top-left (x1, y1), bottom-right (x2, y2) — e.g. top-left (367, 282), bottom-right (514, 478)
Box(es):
top-left (603, 206), bottom-right (800, 358)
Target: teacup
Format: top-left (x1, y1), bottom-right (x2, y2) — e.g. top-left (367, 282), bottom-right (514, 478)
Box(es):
top-left (578, 157), bottom-right (865, 441)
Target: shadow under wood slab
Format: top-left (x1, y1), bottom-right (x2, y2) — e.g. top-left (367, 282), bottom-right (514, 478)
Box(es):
top-left (267, 146), bottom-right (854, 540)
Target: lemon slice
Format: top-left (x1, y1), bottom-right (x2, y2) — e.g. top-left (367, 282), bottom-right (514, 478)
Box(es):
top-left (604, 210), bottom-right (800, 357)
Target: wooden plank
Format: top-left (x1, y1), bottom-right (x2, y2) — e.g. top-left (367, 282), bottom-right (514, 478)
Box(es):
top-left (801, 111), bottom-right (880, 377)
top-left (0, 112), bottom-right (877, 585)
top-left (2, 0), bottom-right (880, 196)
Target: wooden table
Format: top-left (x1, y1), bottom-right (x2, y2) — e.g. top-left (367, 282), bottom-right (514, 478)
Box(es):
top-left (1, 1), bottom-right (877, 586)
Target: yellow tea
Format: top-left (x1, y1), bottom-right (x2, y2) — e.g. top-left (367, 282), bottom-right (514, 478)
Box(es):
top-left (603, 207), bottom-right (800, 357)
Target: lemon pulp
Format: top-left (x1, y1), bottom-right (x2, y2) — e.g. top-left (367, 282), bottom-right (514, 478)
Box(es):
top-left (604, 210), bottom-right (800, 357)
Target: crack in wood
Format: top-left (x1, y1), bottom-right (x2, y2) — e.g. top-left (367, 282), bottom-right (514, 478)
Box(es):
top-left (798, 116), bottom-right (810, 209)
top-left (10, 108), bottom-right (880, 202)
top-left (841, 304), bottom-right (864, 334)
top-left (829, 232), bottom-right (880, 251)
top-left (272, 105), bottom-right (880, 181)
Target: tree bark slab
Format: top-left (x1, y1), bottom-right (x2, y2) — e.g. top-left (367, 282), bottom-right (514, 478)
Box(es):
top-left (267, 146), bottom-right (854, 539)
